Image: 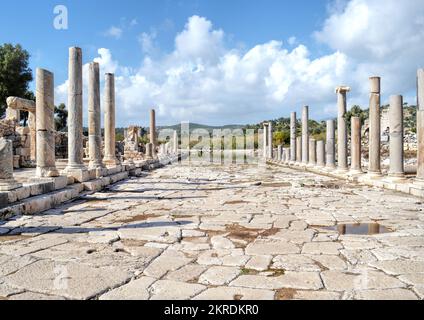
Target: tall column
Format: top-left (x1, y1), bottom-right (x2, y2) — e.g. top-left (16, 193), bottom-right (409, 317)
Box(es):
top-left (0, 138), bottom-right (22, 191)
top-left (173, 130), bottom-right (178, 154)
top-left (64, 47), bottom-right (88, 180)
top-left (350, 117), bottom-right (362, 174)
top-left (417, 69), bottom-right (424, 182)
top-left (104, 73), bottom-right (118, 166)
top-left (277, 145), bottom-right (282, 161)
top-left (296, 136), bottom-right (302, 163)
top-left (302, 106), bottom-right (309, 164)
top-left (263, 124), bottom-right (268, 159)
top-left (35, 68), bottom-right (59, 178)
top-left (88, 62), bottom-right (104, 169)
top-left (285, 148), bottom-right (291, 163)
top-left (326, 120), bottom-right (336, 169)
top-left (336, 86), bottom-right (350, 172)
top-left (290, 112), bottom-right (297, 162)
top-left (368, 76), bottom-right (381, 176)
top-left (268, 122), bottom-right (273, 159)
top-left (317, 140), bottom-right (325, 167)
top-left (388, 95), bottom-right (405, 178)
top-left (150, 109), bottom-right (157, 159)
top-left (309, 138), bottom-right (316, 166)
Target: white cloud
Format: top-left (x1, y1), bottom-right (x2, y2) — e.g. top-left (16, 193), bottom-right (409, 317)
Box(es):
top-left (104, 26), bottom-right (123, 39)
top-left (56, 1), bottom-right (424, 127)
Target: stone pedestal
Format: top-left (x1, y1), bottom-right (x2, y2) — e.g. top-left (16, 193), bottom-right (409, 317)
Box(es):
top-left (104, 73), bottom-right (119, 166)
top-left (326, 120), bottom-right (336, 169)
top-left (0, 138), bottom-right (22, 191)
top-left (417, 69), bottom-right (424, 183)
top-left (336, 86), bottom-right (350, 172)
top-left (63, 47), bottom-right (89, 181)
top-left (290, 112), bottom-right (297, 162)
top-left (388, 95), bottom-right (405, 179)
top-left (368, 77), bottom-right (382, 176)
top-left (350, 117), bottom-right (363, 174)
top-left (309, 138), bottom-right (316, 166)
top-left (302, 106), bottom-right (309, 164)
top-left (35, 69), bottom-right (59, 178)
top-left (316, 140), bottom-right (325, 167)
top-left (88, 62), bottom-right (105, 170)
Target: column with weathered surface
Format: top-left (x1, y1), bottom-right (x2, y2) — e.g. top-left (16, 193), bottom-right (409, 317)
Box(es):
top-left (0, 138), bottom-right (22, 191)
top-left (309, 138), bottom-right (316, 166)
top-left (88, 62), bottom-right (104, 170)
top-left (368, 77), bottom-right (381, 176)
top-left (296, 136), bottom-right (302, 163)
top-left (417, 69), bottom-right (424, 182)
top-left (268, 122), bottom-right (273, 159)
top-left (150, 109), bottom-right (157, 159)
top-left (388, 95), bottom-right (405, 178)
top-left (336, 86), bottom-right (350, 172)
top-left (277, 145), bottom-right (282, 161)
top-left (145, 143), bottom-right (153, 159)
top-left (302, 106), bottom-right (309, 164)
top-left (35, 69), bottom-right (59, 178)
top-left (64, 47), bottom-right (88, 181)
top-left (103, 73), bottom-right (119, 165)
top-left (317, 140), bottom-right (325, 167)
top-left (173, 130), bottom-right (178, 154)
top-left (263, 124), bottom-right (268, 159)
top-left (350, 117), bottom-right (362, 174)
top-left (285, 148), bottom-right (291, 163)
top-left (326, 120), bottom-right (336, 169)
top-left (290, 112), bottom-right (297, 162)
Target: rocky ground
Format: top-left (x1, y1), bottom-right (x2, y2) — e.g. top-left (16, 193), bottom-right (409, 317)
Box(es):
top-left (0, 162), bottom-right (423, 300)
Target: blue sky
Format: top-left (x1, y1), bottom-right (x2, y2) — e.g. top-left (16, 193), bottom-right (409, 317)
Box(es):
top-left (1, 0), bottom-right (423, 126)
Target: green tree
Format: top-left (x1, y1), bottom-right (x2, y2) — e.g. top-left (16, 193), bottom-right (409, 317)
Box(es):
top-left (0, 44), bottom-right (33, 116)
top-left (54, 103), bottom-right (68, 131)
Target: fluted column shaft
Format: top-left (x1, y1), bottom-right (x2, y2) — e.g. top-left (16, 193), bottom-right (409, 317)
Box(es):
top-left (389, 95), bottom-right (404, 177)
top-left (104, 73), bottom-right (118, 165)
top-left (336, 87), bottom-right (350, 171)
top-left (369, 77), bottom-right (381, 175)
top-left (350, 117), bottom-right (362, 173)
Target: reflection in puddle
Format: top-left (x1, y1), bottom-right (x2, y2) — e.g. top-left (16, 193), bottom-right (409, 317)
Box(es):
top-left (321, 223), bottom-right (391, 235)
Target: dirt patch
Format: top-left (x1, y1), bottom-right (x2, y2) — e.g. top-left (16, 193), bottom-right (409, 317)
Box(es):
top-left (240, 268), bottom-right (260, 276)
top-left (275, 288), bottom-right (297, 300)
top-left (0, 235), bottom-right (31, 243)
top-left (226, 224), bottom-right (261, 243)
top-left (260, 228), bottom-right (280, 237)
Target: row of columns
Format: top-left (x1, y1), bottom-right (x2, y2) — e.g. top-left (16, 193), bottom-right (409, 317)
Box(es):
top-left (274, 71), bottom-right (424, 184)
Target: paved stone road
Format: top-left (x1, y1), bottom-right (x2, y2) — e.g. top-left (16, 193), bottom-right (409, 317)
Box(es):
top-left (0, 163), bottom-right (423, 300)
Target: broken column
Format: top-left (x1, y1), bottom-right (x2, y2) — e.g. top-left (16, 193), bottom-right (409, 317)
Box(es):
top-left (290, 112), bottom-right (297, 162)
top-left (368, 76), bottom-right (382, 176)
top-left (336, 86), bottom-right (350, 172)
top-left (88, 62), bottom-right (104, 170)
top-left (103, 73), bottom-right (119, 166)
top-left (296, 136), bottom-right (302, 163)
top-left (350, 117), bottom-right (362, 174)
top-left (35, 68), bottom-right (59, 178)
top-left (317, 140), bottom-right (325, 167)
top-left (326, 120), bottom-right (336, 169)
top-left (150, 109), bottom-right (157, 159)
top-left (417, 69), bottom-right (424, 182)
top-left (309, 138), bottom-right (316, 166)
top-left (145, 143), bottom-right (153, 160)
top-left (64, 47), bottom-right (88, 181)
top-left (0, 138), bottom-right (22, 191)
top-left (388, 95), bottom-right (405, 179)
top-left (302, 106), bottom-right (309, 164)
top-left (268, 122), bottom-right (273, 159)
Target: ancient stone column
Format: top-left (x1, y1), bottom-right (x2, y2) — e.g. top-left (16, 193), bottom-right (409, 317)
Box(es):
top-left (417, 69), bottom-right (424, 182)
top-left (290, 112), bottom-right (297, 162)
top-left (263, 124), bottom-right (268, 159)
top-left (317, 140), bottom-right (325, 167)
top-left (145, 143), bottom-right (153, 159)
top-left (350, 117), bottom-right (362, 174)
top-left (302, 106), bottom-right (309, 164)
top-left (88, 62), bottom-right (104, 169)
top-left (388, 95), bottom-right (405, 178)
top-left (268, 122), bottom-right (273, 159)
top-left (336, 86), bottom-right (350, 172)
top-left (285, 148), bottom-right (291, 163)
top-left (173, 130), bottom-right (178, 154)
top-left (64, 47), bottom-right (88, 178)
top-left (309, 138), bottom-right (317, 166)
top-left (149, 109), bottom-right (157, 159)
top-left (368, 77), bottom-right (382, 176)
top-left (104, 73), bottom-right (118, 165)
top-left (296, 136), bottom-right (302, 163)
top-left (0, 138), bottom-right (22, 191)
top-left (35, 69), bottom-right (59, 178)
top-left (326, 120), bottom-right (336, 169)
top-left (277, 145), bottom-right (282, 161)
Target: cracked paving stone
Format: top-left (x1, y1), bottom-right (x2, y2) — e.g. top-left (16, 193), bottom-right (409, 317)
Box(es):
top-left (99, 277), bottom-right (156, 300)
top-left (302, 242), bottom-right (343, 255)
top-left (353, 289), bottom-right (419, 300)
top-left (245, 239), bottom-right (300, 256)
top-left (193, 287), bottom-right (275, 300)
top-left (149, 280), bottom-right (206, 300)
top-left (199, 266), bottom-right (240, 286)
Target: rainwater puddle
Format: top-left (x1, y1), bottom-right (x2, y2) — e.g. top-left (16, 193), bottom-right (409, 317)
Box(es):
top-left (321, 223), bottom-right (392, 235)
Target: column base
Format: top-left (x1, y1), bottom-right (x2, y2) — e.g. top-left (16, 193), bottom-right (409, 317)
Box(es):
top-left (385, 174), bottom-right (407, 183)
top-left (104, 157), bottom-right (120, 166)
top-left (29, 175), bottom-right (68, 190)
top-left (0, 180), bottom-right (22, 191)
top-left (36, 167), bottom-right (60, 178)
top-left (62, 167), bottom-right (90, 183)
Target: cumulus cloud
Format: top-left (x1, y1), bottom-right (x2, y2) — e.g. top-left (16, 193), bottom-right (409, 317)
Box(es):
top-left (56, 1), bottom-right (424, 127)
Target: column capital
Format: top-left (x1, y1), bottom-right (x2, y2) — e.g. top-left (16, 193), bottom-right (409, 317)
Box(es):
top-left (335, 86), bottom-right (351, 94)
